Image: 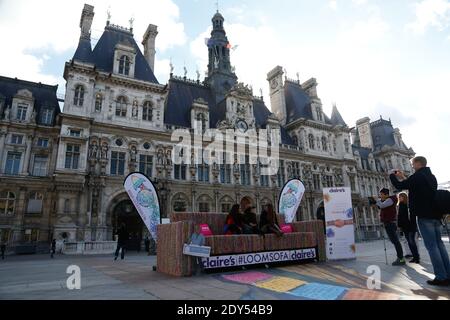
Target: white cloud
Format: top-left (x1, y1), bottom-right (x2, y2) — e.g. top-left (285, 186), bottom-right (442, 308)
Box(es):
top-left (407, 0), bottom-right (450, 34)
top-left (0, 0), bottom-right (186, 88)
top-left (329, 0), bottom-right (338, 11)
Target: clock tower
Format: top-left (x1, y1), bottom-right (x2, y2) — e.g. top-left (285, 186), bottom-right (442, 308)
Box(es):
top-left (267, 66), bottom-right (287, 125)
top-left (206, 10), bottom-right (238, 103)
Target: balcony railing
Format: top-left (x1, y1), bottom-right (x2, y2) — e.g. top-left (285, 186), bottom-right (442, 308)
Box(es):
top-left (62, 241), bottom-right (117, 255)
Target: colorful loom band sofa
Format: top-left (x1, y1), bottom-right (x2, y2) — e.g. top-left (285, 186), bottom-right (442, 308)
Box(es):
top-left (157, 212), bottom-right (326, 277)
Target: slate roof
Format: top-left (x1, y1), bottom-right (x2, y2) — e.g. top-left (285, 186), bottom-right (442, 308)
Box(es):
top-left (370, 119), bottom-right (397, 150)
top-left (0, 76), bottom-right (61, 126)
top-left (330, 105), bottom-right (347, 126)
top-left (72, 25), bottom-right (159, 84)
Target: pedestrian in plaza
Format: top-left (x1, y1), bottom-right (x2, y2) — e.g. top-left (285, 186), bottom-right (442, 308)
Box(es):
top-left (260, 204), bottom-right (283, 237)
top-left (190, 224), bottom-right (206, 276)
top-left (1, 242), bottom-right (6, 260)
top-left (224, 205), bottom-right (243, 235)
top-left (316, 204), bottom-right (326, 235)
top-left (114, 223), bottom-right (129, 261)
top-left (375, 188), bottom-right (405, 266)
top-left (390, 156), bottom-right (450, 286)
top-left (398, 193), bottom-right (420, 263)
top-left (144, 236), bottom-right (150, 255)
top-left (50, 239), bottom-right (56, 259)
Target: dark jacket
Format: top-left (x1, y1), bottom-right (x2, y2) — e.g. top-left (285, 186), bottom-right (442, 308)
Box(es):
top-left (397, 203), bottom-right (410, 231)
top-left (116, 227), bottom-right (129, 245)
top-left (390, 167), bottom-right (438, 219)
top-left (259, 210), bottom-right (280, 229)
top-left (243, 207), bottom-right (257, 226)
top-left (379, 195), bottom-right (398, 223)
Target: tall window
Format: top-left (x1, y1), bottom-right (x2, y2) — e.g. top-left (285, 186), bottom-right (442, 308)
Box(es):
top-left (119, 55), bottom-right (130, 76)
top-left (64, 199), bottom-right (71, 213)
top-left (197, 113), bottom-right (207, 132)
top-left (198, 163), bottom-right (210, 182)
top-left (321, 137), bottom-right (328, 151)
top-left (110, 152), bottom-right (126, 175)
top-left (65, 144), bottom-right (80, 169)
top-left (260, 163), bottom-right (269, 187)
top-left (313, 174), bottom-right (321, 190)
top-left (69, 129), bottom-right (81, 137)
top-left (316, 107), bottom-right (323, 121)
top-left (142, 101), bottom-right (153, 121)
top-left (292, 135), bottom-right (298, 146)
top-left (277, 160), bottom-right (286, 187)
top-left (139, 155), bottom-right (153, 177)
top-left (324, 175), bottom-right (333, 188)
top-left (199, 202), bottom-right (210, 213)
top-left (17, 104), bottom-right (28, 121)
top-left (116, 96), bottom-right (127, 117)
top-left (174, 163), bottom-right (187, 180)
top-left (220, 164), bottom-right (231, 184)
top-left (95, 93), bottom-right (102, 112)
top-left (344, 139), bottom-right (350, 153)
top-left (349, 176), bottom-right (356, 191)
top-left (37, 138), bottom-right (49, 148)
top-left (292, 161), bottom-right (301, 178)
top-left (32, 155), bottom-right (48, 177)
top-left (27, 192), bottom-right (43, 214)
top-left (41, 108), bottom-right (53, 125)
top-left (0, 191), bottom-right (15, 216)
top-left (240, 156), bottom-right (251, 186)
top-left (74, 85), bottom-right (84, 107)
top-left (5, 152), bottom-right (21, 175)
top-left (11, 134), bottom-right (23, 144)
top-left (308, 134), bottom-right (315, 149)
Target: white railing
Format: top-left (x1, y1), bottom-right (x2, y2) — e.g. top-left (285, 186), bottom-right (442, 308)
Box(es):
top-left (62, 241), bottom-right (117, 255)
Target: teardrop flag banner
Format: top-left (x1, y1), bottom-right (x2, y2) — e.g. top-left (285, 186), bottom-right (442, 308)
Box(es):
top-left (124, 172), bottom-right (161, 241)
top-left (278, 178), bottom-right (306, 223)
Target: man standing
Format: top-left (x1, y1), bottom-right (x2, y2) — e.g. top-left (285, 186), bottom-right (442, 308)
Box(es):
top-left (390, 156), bottom-right (450, 286)
top-left (375, 189), bottom-right (405, 266)
top-left (50, 239), bottom-right (56, 259)
top-left (1, 242), bottom-right (6, 260)
top-left (114, 223), bottom-right (129, 261)
top-left (144, 236), bottom-right (150, 255)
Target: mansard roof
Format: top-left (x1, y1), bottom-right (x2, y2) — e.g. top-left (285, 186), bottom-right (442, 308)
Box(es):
top-left (370, 118), bottom-right (396, 150)
top-left (330, 105), bottom-right (347, 126)
top-left (72, 25), bottom-right (159, 84)
top-left (0, 76), bottom-right (61, 126)
top-left (284, 80), bottom-right (313, 123)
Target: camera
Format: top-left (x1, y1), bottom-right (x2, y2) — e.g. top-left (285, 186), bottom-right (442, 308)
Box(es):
top-left (368, 196), bottom-right (376, 205)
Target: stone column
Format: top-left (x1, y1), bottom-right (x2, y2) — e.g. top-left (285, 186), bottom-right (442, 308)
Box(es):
top-left (0, 131), bottom-right (6, 171)
top-left (214, 190), bottom-right (219, 212)
top-left (22, 135), bottom-right (33, 174)
top-left (191, 190), bottom-right (196, 212)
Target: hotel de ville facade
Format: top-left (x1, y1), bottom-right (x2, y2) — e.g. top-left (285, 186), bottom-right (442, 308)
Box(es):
top-left (0, 4), bottom-right (415, 252)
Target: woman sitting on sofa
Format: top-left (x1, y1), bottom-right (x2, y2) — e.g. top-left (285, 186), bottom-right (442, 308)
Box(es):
top-left (224, 204), bottom-right (244, 235)
top-left (260, 204), bottom-right (283, 237)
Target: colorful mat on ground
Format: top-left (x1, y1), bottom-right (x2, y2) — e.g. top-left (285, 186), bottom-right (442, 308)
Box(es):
top-left (220, 265), bottom-right (409, 300)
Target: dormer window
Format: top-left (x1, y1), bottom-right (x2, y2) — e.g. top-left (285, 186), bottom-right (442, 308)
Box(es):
top-left (142, 101), bottom-right (153, 121)
top-left (95, 93), bottom-right (103, 112)
top-left (197, 113), bottom-right (207, 132)
top-left (321, 137), bottom-right (328, 151)
top-left (11, 134), bottom-right (23, 145)
top-left (119, 55), bottom-right (130, 76)
top-left (41, 108), bottom-right (53, 125)
top-left (308, 134), bottom-right (315, 149)
top-left (17, 104), bottom-right (28, 121)
top-left (316, 107), bottom-right (323, 122)
top-left (74, 85), bottom-right (84, 107)
top-left (116, 96), bottom-right (127, 117)
top-left (344, 139), bottom-right (350, 153)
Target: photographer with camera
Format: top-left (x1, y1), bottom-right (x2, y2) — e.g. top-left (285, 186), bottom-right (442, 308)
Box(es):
top-left (370, 188), bottom-right (405, 266)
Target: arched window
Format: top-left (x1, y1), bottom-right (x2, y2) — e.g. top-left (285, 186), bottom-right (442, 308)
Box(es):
top-left (142, 101), bottom-right (153, 121)
top-left (119, 55), bottom-right (130, 76)
top-left (344, 139), bottom-right (350, 153)
top-left (321, 137), bottom-right (328, 151)
top-left (333, 140), bottom-right (337, 152)
top-left (0, 191), bottom-right (15, 216)
top-left (308, 134), bottom-right (315, 149)
top-left (388, 160), bottom-right (393, 170)
top-left (197, 113), bottom-right (206, 131)
top-left (95, 93), bottom-right (102, 112)
top-left (27, 192), bottom-right (43, 214)
top-left (115, 96), bottom-right (127, 117)
top-left (292, 135), bottom-right (298, 146)
top-left (73, 85), bottom-right (84, 107)
top-left (64, 199), bottom-right (71, 213)
top-left (316, 107), bottom-right (323, 121)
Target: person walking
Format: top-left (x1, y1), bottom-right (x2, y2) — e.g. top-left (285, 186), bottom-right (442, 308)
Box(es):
top-left (1, 242), bottom-right (6, 260)
top-left (50, 239), bottom-right (56, 259)
top-left (375, 188), bottom-right (405, 266)
top-left (390, 156), bottom-right (450, 286)
top-left (398, 193), bottom-right (420, 263)
top-left (144, 236), bottom-right (150, 255)
top-left (114, 223), bottom-right (129, 261)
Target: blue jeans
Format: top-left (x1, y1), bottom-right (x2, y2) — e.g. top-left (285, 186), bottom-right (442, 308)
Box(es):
top-left (405, 231), bottom-right (420, 260)
top-left (418, 218), bottom-right (450, 280)
top-left (384, 222), bottom-right (403, 259)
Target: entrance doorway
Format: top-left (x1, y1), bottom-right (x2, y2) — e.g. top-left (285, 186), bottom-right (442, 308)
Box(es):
top-left (112, 200), bottom-right (144, 251)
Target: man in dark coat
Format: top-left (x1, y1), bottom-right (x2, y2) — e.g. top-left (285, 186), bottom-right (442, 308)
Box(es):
top-left (390, 156), bottom-right (450, 286)
top-left (114, 223), bottom-right (129, 260)
top-left (50, 239), bottom-right (56, 259)
top-left (316, 204), bottom-right (326, 235)
top-left (1, 242), bottom-right (6, 260)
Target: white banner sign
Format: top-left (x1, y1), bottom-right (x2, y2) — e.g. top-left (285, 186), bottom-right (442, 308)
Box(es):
top-left (323, 187), bottom-right (356, 260)
top-left (201, 248), bottom-right (316, 269)
top-left (123, 173), bottom-right (160, 241)
top-left (278, 179), bottom-right (305, 223)
top-left (183, 244), bottom-right (211, 258)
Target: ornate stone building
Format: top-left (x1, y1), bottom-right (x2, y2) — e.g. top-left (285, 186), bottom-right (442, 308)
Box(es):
top-left (0, 4), bottom-right (415, 251)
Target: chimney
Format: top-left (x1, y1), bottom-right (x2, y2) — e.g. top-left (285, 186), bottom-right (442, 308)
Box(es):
top-left (142, 24), bottom-right (158, 73)
top-left (79, 4), bottom-right (95, 40)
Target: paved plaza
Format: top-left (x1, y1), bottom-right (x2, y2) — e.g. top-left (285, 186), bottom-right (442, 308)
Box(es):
top-left (0, 239), bottom-right (449, 300)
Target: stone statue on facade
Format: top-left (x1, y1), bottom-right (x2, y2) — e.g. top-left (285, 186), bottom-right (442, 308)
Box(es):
top-left (3, 107), bottom-right (10, 120)
top-left (132, 101), bottom-right (138, 118)
top-left (165, 149), bottom-right (172, 167)
top-left (30, 110), bottom-right (37, 123)
top-left (100, 143), bottom-right (109, 159)
top-left (89, 142), bottom-right (99, 159)
top-left (156, 148), bottom-right (164, 166)
top-left (130, 146), bottom-right (137, 162)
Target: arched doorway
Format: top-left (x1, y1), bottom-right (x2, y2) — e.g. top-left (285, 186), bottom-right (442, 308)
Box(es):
top-left (112, 200), bottom-right (144, 251)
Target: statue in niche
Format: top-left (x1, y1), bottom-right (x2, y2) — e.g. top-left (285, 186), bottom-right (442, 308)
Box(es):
top-left (89, 141), bottom-right (99, 159)
top-left (100, 143), bottom-right (109, 159)
top-left (3, 107), bottom-right (10, 120)
top-left (156, 148), bottom-right (164, 165)
top-left (165, 149), bottom-right (172, 166)
top-left (130, 146), bottom-right (137, 162)
top-left (30, 110), bottom-right (37, 123)
top-left (132, 101), bottom-right (138, 118)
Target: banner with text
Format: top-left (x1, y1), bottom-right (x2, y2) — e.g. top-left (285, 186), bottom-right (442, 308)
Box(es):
top-left (278, 179), bottom-right (305, 223)
top-left (323, 187), bottom-right (356, 260)
top-left (201, 248), bottom-right (316, 269)
top-left (124, 173), bottom-right (160, 241)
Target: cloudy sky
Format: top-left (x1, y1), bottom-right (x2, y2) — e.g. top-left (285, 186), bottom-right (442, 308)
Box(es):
top-left (0, 0), bottom-right (449, 182)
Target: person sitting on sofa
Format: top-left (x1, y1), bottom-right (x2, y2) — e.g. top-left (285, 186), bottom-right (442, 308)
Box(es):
top-left (260, 204), bottom-right (283, 237)
top-left (224, 204), bottom-right (244, 235)
top-left (242, 203), bottom-right (260, 235)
